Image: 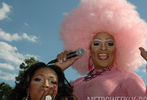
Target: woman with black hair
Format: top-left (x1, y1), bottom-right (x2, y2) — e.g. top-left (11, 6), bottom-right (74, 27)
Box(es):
top-left (7, 62), bottom-right (76, 100)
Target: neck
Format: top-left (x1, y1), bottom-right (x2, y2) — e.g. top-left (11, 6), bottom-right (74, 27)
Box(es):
top-left (94, 66), bottom-right (112, 71)
top-left (94, 65), bottom-right (111, 69)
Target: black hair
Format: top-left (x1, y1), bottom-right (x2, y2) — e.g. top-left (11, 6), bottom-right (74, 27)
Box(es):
top-left (7, 62), bottom-right (76, 100)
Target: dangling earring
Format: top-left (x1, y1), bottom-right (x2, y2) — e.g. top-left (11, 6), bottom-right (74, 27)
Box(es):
top-left (88, 56), bottom-right (94, 71)
top-left (24, 92), bottom-right (29, 100)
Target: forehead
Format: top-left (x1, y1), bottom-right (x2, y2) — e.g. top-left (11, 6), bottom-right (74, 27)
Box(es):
top-left (34, 67), bottom-right (57, 78)
top-left (93, 32), bottom-right (114, 40)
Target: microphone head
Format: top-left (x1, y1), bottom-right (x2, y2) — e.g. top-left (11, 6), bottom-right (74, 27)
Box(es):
top-left (45, 95), bottom-right (52, 100)
top-left (76, 48), bottom-right (85, 56)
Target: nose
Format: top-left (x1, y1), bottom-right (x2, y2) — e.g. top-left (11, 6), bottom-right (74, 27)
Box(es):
top-left (101, 43), bottom-right (106, 50)
top-left (42, 80), bottom-right (50, 88)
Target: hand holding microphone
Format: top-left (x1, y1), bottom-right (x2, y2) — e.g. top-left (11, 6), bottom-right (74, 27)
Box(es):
top-left (40, 85), bottom-right (57, 100)
top-left (49, 48), bottom-right (85, 71)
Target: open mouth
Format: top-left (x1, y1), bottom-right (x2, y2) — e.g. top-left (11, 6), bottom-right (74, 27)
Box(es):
top-left (98, 53), bottom-right (109, 60)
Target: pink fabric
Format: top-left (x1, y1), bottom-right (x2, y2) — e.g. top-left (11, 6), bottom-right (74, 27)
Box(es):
top-left (72, 67), bottom-right (147, 99)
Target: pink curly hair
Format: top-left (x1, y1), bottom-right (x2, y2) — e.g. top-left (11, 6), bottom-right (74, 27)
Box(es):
top-left (59, 0), bottom-right (147, 75)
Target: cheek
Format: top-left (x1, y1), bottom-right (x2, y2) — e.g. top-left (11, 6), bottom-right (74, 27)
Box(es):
top-left (91, 45), bottom-right (100, 53)
top-left (111, 48), bottom-right (116, 56)
top-left (29, 82), bottom-right (42, 99)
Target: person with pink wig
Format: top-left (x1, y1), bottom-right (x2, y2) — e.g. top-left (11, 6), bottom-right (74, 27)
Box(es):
top-left (55, 0), bottom-right (147, 99)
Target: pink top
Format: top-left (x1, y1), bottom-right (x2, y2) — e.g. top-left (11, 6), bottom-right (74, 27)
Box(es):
top-left (73, 67), bottom-right (147, 99)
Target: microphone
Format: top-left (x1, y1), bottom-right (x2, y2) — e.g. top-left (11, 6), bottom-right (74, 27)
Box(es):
top-left (48, 48), bottom-right (85, 64)
top-left (45, 95), bottom-right (52, 100)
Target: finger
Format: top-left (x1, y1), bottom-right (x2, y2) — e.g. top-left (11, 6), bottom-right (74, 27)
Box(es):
top-left (52, 85), bottom-right (57, 100)
top-left (40, 89), bottom-right (47, 100)
top-left (40, 87), bottom-right (54, 100)
top-left (139, 47), bottom-right (145, 52)
top-left (139, 47), bottom-right (147, 55)
top-left (57, 52), bottom-right (64, 63)
top-left (47, 86), bottom-right (57, 100)
top-left (60, 51), bottom-right (69, 63)
top-left (66, 56), bottom-right (81, 65)
top-left (139, 47), bottom-right (147, 60)
top-left (63, 51), bottom-right (68, 62)
top-left (57, 54), bottom-right (61, 63)
top-left (48, 87), bottom-right (54, 96)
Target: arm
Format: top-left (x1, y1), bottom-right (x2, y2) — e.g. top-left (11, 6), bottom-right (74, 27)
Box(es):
top-left (124, 47), bottom-right (147, 96)
top-left (55, 50), bottom-right (80, 71)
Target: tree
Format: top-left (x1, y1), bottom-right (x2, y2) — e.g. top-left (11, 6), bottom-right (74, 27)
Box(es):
top-left (15, 57), bottom-right (38, 84)
top-left (0, 57), bottom-right (38, 100)
top-left (0, 82), bottom-right (12, 100)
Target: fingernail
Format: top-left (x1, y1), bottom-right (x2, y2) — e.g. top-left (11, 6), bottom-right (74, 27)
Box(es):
top-left (53, 85), bottom-right (56, 88)
top-left (59, 60), bottom-right (62, 63)
top-left (40, 90), bottom-right (44, 94)
top-left (49, 87), bottom-right (53, 89)
top-left (64, 58), bottom-right (66, 61)
top-left (55, 89), bottom-right (57, 93)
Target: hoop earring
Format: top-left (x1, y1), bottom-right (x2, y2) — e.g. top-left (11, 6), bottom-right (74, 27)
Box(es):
top-left (88, 56), bottom-right (94, 71)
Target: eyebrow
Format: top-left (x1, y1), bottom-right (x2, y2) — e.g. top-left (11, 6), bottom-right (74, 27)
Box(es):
top-left (94, 39), bottom-right (113, 41)
top-left (33, 74), bottom-right (56, 79)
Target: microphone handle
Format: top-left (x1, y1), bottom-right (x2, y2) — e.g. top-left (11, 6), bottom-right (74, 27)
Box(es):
top-left (66, 51), bottom-right (77, 59)
top-left (48, 51), bottom-right (77, 64)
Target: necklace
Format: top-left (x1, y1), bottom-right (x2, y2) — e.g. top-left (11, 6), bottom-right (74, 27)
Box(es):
top-left (83, 66), bottom-right (112, 81)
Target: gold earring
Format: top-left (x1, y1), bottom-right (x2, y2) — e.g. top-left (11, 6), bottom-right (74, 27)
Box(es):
top-left (25, 92), bottom-right (29, 100)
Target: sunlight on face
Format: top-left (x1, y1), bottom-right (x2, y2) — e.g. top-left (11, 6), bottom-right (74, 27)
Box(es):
top-left (90, 32), bottom-right (116, 69)
top-left (29, 67), bottom-right (58, 100)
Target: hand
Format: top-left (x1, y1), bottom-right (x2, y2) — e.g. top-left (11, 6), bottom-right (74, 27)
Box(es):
top-left (40, 86), bottom-right (57, 100)
top-left (55, 50), bottom-right (80, 71)
top-left (139, 47), bottom-right (147, 61)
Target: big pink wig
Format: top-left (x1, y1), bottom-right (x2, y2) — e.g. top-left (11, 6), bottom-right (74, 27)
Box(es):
top-left (60, 0), bottom-right (147, 75)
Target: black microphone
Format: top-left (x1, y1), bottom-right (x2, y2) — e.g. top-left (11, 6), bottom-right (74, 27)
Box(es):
top-left (48, 48), bottom-right (85, 64)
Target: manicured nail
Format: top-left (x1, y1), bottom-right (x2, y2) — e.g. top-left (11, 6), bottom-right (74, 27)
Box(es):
top-left (49, 86), bottom-right (53, 89)
top-left (64, 58), bottom-right (66, 61)
top-left (40, 90), bottom-right (44, 94)
top-left (59, 60), bottom-right (62, 63)
top-left (53, 85), bottom-right (56, 88)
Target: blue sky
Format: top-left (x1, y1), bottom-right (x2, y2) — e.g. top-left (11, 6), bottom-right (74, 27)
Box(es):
top-left (0, 0), bottom-right (147, 87)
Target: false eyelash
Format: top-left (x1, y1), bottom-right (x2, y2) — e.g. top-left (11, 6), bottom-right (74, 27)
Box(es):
top-left (93, 42), bottom-right (99, 46)
top-left (34, 78), bottom-right (41, 81)
top-left (50, 81), bottom-right (57, 84)
top-left (108, 42), bottom-right (114, 46)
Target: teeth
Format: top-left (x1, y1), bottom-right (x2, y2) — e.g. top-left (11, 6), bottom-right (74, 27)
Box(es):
top-left (99, 54), bottom-right (107, 56)
top-left (98, 53), bottom-right (108, 60)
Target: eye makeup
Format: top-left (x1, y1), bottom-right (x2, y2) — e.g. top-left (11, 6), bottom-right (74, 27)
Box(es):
top-left (50, 80), bottom-right (57, 85)
top-left (93, 41), bottom-right (100, 46)
top-left (93, 39), bottom-right (114, 46)
top-left (107, 42), bottom-right (114, 46)
top-left (33, 77), bottom-right (42, 82)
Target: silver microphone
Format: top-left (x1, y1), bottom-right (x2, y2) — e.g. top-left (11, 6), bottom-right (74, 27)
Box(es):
top-left (45, 95), bottom-right (52, 100)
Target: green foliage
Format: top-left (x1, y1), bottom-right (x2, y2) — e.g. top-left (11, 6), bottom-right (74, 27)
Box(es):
top-left (0, 82), bottom-right (12, 100)
top-left (15, 57), bottom-right (38, 84)
top-left (0, 57), bottom-right (38, 100)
